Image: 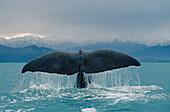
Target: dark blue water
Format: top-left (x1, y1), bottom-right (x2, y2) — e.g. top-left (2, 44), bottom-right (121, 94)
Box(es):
top-left (0, 63), bottom-right (169, 112)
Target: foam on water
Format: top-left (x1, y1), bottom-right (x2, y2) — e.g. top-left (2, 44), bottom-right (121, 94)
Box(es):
top-left (81, 108), bottom-right (97, 112)
top-left (11, 67), bottom-right (166, 103)
top-left (1, 66), bottom-right (166, 112)
top-left (3, 84), bottom-right (166, 112)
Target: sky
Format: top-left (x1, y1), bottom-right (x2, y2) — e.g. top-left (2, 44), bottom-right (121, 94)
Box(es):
top-left (0, 0), bottom-right (170, 44)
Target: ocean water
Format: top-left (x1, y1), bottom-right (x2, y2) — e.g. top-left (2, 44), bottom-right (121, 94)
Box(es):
top-left (0, 63), bottom-right (169, 112)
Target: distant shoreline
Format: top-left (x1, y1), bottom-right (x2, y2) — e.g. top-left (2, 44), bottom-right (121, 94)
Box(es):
top-left (0, 61), bottom-right (170, 63)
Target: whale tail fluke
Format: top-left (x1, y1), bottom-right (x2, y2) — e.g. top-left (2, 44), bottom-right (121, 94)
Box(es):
top-left (22, 49), bottom-right (140, 75)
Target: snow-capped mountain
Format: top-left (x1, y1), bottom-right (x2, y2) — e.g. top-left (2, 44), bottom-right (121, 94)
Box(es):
top-left (0, 36), bottom-right (41, 48)
top-left (0, 35), bottom-right (79, 50)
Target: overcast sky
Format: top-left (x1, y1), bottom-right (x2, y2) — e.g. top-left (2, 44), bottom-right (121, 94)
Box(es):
top-left (0, 0), bottom-right (170, 44)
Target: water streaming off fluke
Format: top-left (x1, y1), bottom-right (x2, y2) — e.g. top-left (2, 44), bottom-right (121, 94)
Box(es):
top-left (13, 67), bottom-right (140, 92)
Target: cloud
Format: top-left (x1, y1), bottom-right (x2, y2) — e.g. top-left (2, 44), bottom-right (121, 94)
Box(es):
top-left (0, 0), bottom-right (170, 44)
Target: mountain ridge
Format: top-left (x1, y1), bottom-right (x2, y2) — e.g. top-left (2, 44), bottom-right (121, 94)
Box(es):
top-left (0, 45), bottom-right (54, 62)
top-left (0, 36), bottom-right (170, 62)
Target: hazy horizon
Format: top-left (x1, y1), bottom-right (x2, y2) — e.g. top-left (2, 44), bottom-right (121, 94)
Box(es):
top-left (1, 34), bottom-right (170, 47)
top-left (0, 0), bottom-right (170, 45)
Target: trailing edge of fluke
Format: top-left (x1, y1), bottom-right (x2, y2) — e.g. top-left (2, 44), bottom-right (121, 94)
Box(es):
top-left (22, 49), bottom-right (141, 75)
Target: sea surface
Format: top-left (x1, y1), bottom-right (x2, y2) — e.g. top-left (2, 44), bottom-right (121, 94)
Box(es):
top-left (0, 63), bottom-right (169, 112)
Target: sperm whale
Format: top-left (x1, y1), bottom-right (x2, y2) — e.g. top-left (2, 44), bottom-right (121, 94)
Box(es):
top-left (22, 49), bottom-right (141, 88)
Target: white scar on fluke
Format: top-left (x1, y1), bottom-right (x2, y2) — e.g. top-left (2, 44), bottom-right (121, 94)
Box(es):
top-left (22, 49), bottom-right (141, 88)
